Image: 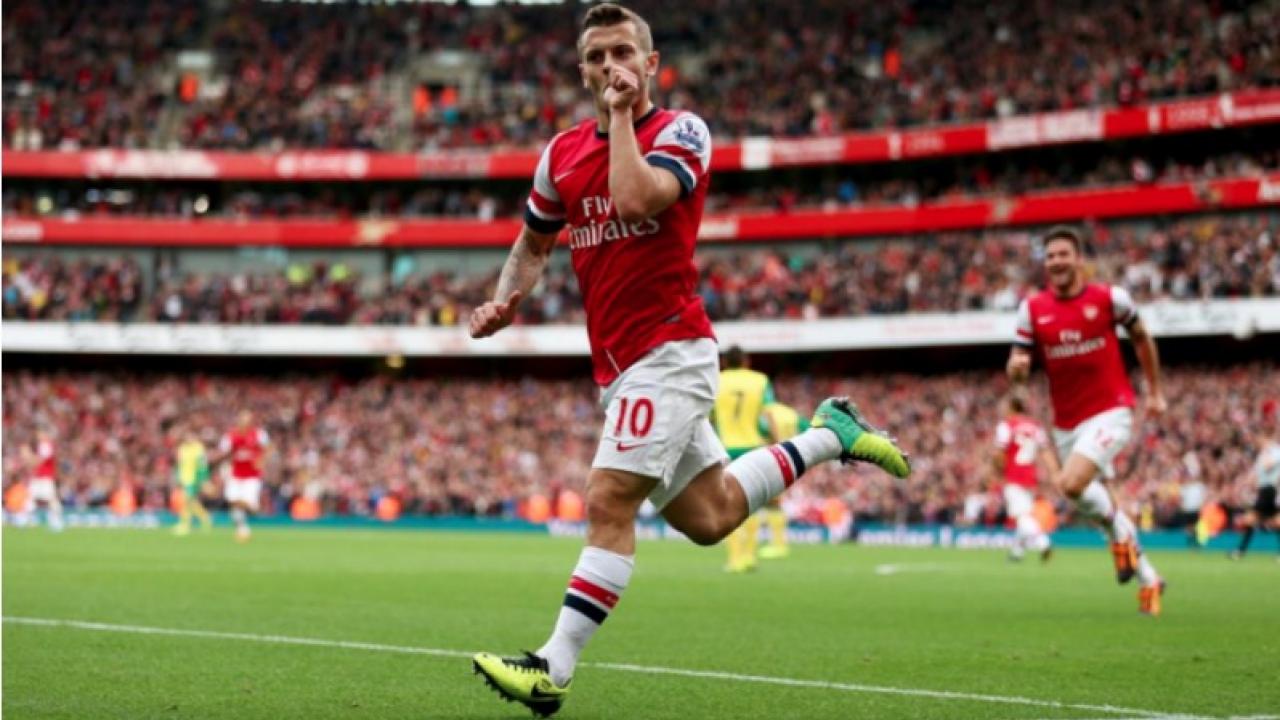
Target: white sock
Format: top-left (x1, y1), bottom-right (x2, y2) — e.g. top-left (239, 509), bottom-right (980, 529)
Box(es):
top-left (1016, 515), bottom-right (1050, 553)
top-left (1111, 509), bottom-right (1137, 544)
top-left (47, 504), bottom-right (65, 532)
top-left (537, 546), bottom-right (633, 686)
top-left (1076, 480), bottom-right (1117, 540)
top-left (728, 429), bottom-right (842, 513)
top-left (1137, 553), bottom-right (1160, 586)
top-left (1008, 538), bottom-right (1026, 559)
top-left (231, 508), bottom-right (248, 531)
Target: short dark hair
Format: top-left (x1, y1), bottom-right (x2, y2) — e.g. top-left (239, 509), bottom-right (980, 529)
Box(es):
top-left (1043, 225), bottom-right (1085, 254)
top-left (579, 3), bottom-right (653, 54)
top-left (724, 345), bottom-right (746, 369)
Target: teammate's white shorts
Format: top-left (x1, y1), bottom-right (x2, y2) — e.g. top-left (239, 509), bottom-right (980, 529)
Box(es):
top-left (28, 478), bottom-right (59, 505)
top-left (224, 477), bottom-right (262, 511)
top-left (1003, 483), bottom-right (1035, 519)
top-left (1052, 407), bottom-right (1133, 481)
top-left (592, 338), bottom-right (729, 511)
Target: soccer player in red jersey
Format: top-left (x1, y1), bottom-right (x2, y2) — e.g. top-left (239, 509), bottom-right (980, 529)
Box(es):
top-left (992, 390), bottom-right (1057, 562)
top-left (22, 428), bottom-right (64, 532)
top-left (217, 410), bottom-right (269, 543)
top-left (468, 4), bottom-right (909, 714)
top-left (1008, 226), bottom-right (1167, 615)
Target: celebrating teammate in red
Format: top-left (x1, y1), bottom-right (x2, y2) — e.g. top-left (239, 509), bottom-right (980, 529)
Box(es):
top-left (1008, 226), bottom-right (1167, 615)
top-left (992, 390), bottom-right (1057, 562)
top-left (22, 428), bottom-right (64, 532)
top-left (468, 4), bottom-right (909, 715)
top-left (218, 410), bottom-right (269, 543)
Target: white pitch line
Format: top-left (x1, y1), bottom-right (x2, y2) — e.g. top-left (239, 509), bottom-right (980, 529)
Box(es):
top-left (1018, 712), bottom-right (1172, 717)
top-left (873, 562), bottom-right (948, 576)
top-left (3, 616), bottom-right (1183, 718)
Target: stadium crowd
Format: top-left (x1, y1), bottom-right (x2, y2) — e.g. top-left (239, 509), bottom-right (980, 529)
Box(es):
top-left (5, 0), bottom-right (1278, 150)
top-left (5, 214), bottom-right (1277, 324)
top-left (2, 363), bottom-right (1274, 529)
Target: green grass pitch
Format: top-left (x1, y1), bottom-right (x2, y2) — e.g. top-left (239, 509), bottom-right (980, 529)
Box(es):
top-left (3, 527), bottom-right (1278, 719)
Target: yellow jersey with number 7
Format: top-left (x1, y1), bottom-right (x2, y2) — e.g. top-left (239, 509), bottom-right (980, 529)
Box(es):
top-left (715, 368), bottom-right (774, 453)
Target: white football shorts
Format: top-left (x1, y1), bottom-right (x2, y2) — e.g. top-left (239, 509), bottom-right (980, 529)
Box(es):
top-left (1052, 407), bottom-right (1133, 482)
top-left (592, 338), bottom-right (729, 511)
top-left (28, 478), bottom-right (59, 505)
top-left (1003, 483), bottom-right (1035, 519)
top-left (224, 477), bottom-right (263, 511)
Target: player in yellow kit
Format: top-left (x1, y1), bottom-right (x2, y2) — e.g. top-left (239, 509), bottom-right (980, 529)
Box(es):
top-left (713, 346), bottom-right (775, 572)
top-left (173, 429), bottom-right (213, 536)
top-left (757, 401), bottom-right (809, 559)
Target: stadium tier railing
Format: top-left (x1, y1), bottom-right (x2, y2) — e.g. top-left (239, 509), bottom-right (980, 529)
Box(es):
top-left (4, 299), bottom-right (1276, 356)
top-left (4, 174), bottom-right (1278, 247)
top-left (4, 90), bottom-right (1279, 181)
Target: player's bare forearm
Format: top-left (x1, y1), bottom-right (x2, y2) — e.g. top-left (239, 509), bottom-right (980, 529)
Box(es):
top-left (608, 110), bottom-right (679, 222)
top-left (471, 225), bottom-right (557, 339)
top-left (990, 451), bottom-right (1005, 478)
top-left (494, 226), bottom-right (556, 302)
top-left (1129, 320), bottom-right (1165, 404)
top-left (1132, 328), bottom-right (1161, 391)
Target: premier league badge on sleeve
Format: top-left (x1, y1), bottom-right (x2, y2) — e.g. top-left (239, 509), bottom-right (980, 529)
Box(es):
top-left (673, 118), bottom-right (706, 154)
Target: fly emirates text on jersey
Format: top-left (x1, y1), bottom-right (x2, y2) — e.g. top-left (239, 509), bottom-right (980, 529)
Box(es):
top-left (568, 195), bottom-right (661, 251)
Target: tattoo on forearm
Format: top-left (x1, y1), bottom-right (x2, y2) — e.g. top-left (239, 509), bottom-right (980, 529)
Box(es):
top-left (495, 234), bottom-right (550, 301)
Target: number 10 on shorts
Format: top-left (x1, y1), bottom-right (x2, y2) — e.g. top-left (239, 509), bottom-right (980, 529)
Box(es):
top-left (614, 396), bottom-right (654, 443)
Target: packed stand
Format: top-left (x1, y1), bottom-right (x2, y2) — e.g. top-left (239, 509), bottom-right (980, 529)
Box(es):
top-left (2, 0), bottom-right (207, 150)
top-left (671, 0), bottom-right (1280, 138)
top-left (5, 214), bottom-right (1277, 324)
top-left (5, 0), bottom-right (1279, 150)
top-left (699, 214), bottom-right (1279, 318)
top-left (2, 364), bottom-right (1275, 528)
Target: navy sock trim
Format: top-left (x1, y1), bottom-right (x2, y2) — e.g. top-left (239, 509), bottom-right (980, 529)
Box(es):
top-left (781, 440), bottom-right (806, 477)
top-left (563, 594), bottom-right (608, 624)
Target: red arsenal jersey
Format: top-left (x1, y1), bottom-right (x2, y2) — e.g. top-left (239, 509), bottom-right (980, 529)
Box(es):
top-left (524, 107), bottom-right (716, 386)
top-left (219, 427), bottom-right (269, 480)
top-left (994, 414), bottom-right (1047, 489)
top-left (1015, 283), bottom-right (1138, 430)
top-left (34, 440), bottom-right (55, 479)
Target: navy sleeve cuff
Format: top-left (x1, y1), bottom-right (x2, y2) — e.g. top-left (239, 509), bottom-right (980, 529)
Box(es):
top-left (646, 155), bottom-right (696, 198)
top-left (523, 206), bottom-right (566, 234)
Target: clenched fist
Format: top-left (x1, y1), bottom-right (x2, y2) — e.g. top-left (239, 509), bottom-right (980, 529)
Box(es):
top-left (1007, 351), bottom-right (1031, 382)
top-left (603, 66), bottom-right (641, 112)
top-left (1145, 392), bottom-right (1168, 419)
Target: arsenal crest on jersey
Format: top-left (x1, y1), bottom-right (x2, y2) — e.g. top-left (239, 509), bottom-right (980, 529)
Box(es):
top-left (1083, 304), bottom-right (1099, 320)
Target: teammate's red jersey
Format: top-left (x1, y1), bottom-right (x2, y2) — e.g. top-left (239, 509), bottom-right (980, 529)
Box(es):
top-left (524, 107), bottom-right (715, 386)
top-left (219, 427), bottom-right (269, 480)
top-left (33, 440), bottom-right (55, 479)
top-left (994, 414), bottom-right (1047, 489)
top-left (1014, 282), bottom-right (1138, 429)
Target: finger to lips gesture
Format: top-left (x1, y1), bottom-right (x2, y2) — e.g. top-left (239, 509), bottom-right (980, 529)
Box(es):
top-left (605, 66), bottom-right (640, 110)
